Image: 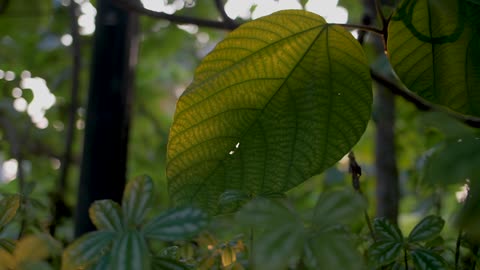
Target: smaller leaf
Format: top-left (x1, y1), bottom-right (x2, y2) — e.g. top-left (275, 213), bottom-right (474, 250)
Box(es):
top-left (218, 190), bottom-right (250, 206)
top-left (143, 207), bottom-right (208, 241)
top-left (221, 246), bottom-right (237, 267)
top-left (159, 246), bottom-right (179, 260)
top-left (152, 257), bottom-right (191, 270)
top-left (373, 218), bottom-right (403, 242)
top-left (411, 248), bottom-right (448, 270)
top-left (0, 195), bottom-right (20, 228)
top-left (253, 222), bottom-right (305, 270)
top-left (62, 231), bottom-right (116, 270)
top-left (89, 200), bottom-right (124, 231)
top-left (235, 198), bottom-right (296, 228)
top-left (312, 190), bottom-right (367, 228)
top-left (122, 175), bottom-right (154, 227)
top-left (110, 231), bottom-right (150, 270)
top-left (368, 240), bottom-right (403, 267)
top-left (408, 215), bottom-right (445, 243)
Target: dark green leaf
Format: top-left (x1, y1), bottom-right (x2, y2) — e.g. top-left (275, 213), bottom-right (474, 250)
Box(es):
top-left (368, 240), bottom-right (403, 267)
top-left (388, 0), bottom-right (480, 116)
top-left (0, 194), bottom-right (20, 228)
top-left (122, 175), bottom-right (154, 227)
top-left (235, 198), bottom-right (296, 228)
top-left (373, 218), bottom-right (403, 242)
top-left (142, 207), bottom-right (208, 241)
top-left (89, 200), bottom-right (124, 232)
top-left (312, 190), bottom-right (367, 228)
top-left (167, 10), bottom-right (372, 214)
top-left (0, 239), bottom-right (15, 254)
top-left (411, 248), bottom-right (448, 270)
top-left (110, 231), bottom-right (150, 270)
top-left (408, 215), bottom-right (445, 243)
top-left (304, 233), bottom-right (364, 270)
top-left (152, 257), bottom-right (191, 270)
top-left (62, 231), bottom-right (116, 270)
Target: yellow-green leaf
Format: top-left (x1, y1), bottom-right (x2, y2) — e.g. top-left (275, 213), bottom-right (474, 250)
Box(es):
top-left (167, 10), bottom-right (372, 213)
top-left (0, 194), bottom-right (20, 228)
top-left (388, 0), bottom-right (480, 116)
top-left (89, 200), bottom-right (124, 232)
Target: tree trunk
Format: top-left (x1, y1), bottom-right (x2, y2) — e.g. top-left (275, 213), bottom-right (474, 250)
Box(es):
top-left (74, 0), bottom-right (139, 237)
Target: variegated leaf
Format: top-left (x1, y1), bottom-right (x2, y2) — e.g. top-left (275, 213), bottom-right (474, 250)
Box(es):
top-left (408, 215), bottom-right (445, 243)
top-left (368, 240), bottom-right (403, 267)
top-left (89, 200), bottom-right (124, 231)
top-left (62, 231), bottom-right (116, 270)
top-left (122, 175), bottom-right (154, 227)
top-left (373, 218), bottom-right (403, 242)
top-left (110, 231), bottom-right (150, 270)
top-left (411, 248), bottom-right (448, 270)
top-left (142, 207), bottom-right (208, 241)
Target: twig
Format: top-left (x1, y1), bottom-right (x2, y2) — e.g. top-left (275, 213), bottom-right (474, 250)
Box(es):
top-left (112, 0), bottom-right (238, 30)
top-left (213, 0), bottom-right (237, 29)
top-left (332, 23), bottom-right (383, 36)
top-left (50, 0), bottom-right (80, 235)
top-left (455, 230), bottom-right (462, 270)
top-left (404, 246), bottom-right (409, 270)
top-left (348, 152), bottom-right (376, 242)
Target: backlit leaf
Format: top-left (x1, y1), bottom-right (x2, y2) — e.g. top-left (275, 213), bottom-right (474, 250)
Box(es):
top-left (411, 248), bottom-right (448, 270)
top-left (122, 175), bottom-right (154, 227)
top-left (89, 200), bottom-right (124, 232)
top-left (167, 10), bottom-right (372, 213)
top-left (142, 207), bottom-right (208, 241)
top-left (62, 231), bottom-right (116, 270)
top-left (110, 231), bottom-right (150, 270)
top-left (388, 0), bottom-right (480, 116)
top-left (0, 194), bottom-right (20, 228)
top-left (312, 190), bottom-right (366, 228)
top-left (408, 215), bottom-right (445, 243)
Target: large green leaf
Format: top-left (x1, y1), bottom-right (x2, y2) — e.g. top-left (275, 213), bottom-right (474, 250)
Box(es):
top-left (142, 207), bottom-right (208, 241)
top-left (89, 200), bottom-right (124, 232)
top-left (408, 215), bottom-right (444, 243)
top-left (304, 233), bottom-right (364, 270)
top-left (167, 10), bottom-right (372, 213)
top-left (312, 190), bottom-right (366, 229)
top-left (0, 194), bottom-right (20, 228)
top-left (388, 0), bottom-right (480, 116)
top-left (122, 175), bottom-right (154, 227)
top-left (110, 231), bottom-right (150, 270)
top-left (62, 231), bottom-right (116, 270)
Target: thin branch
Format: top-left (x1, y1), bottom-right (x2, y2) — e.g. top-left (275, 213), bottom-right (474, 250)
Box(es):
top-left (370, 70), bottom-right (480, 128)
top-left (375, 0), bottom-right (386, 26)
top-left (113, 0), bottom-right (238, 30)
top-left (213, 0), bottom-right (237, 29)
top-left (332, 23), bottom-right (383, 36)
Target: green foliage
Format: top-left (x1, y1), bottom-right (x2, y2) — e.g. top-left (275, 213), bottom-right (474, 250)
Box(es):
top-left (368, 215), bottom-right (447, 269)
top-left (236, 189), bottom-right (366, 270)
top-left (388, 0), bottom-right (480, 116)
top-left (167, 10), bottom-right (372, 214)
top-left (0, 194), bottom-right (20, 229)
top-left (62, 176), bottom-right (207, 270)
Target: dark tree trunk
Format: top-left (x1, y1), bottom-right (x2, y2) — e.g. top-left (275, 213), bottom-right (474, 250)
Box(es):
top-left (74, 0), bottom-right (139, 237)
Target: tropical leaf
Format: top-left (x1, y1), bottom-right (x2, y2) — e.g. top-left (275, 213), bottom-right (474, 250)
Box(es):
top-left (122, 175), bottom-right (154, 227)
top-left (410, 248), bottom-right (448, 270)
top-left (167, 10), bottom-right (372, 213)
top-left (110, 231), bottom-right (150, 270)
top-left (235, 197), bottom-right (297, 228)
top-left (312, 190), bottom-right (366, 228)
top-left (373, 218), bottom-right (404, 242)
top-left (62, 231), bottom-right (116, 270)
top-left (142, 207), bottom-right (208, 241)
top-left (388, 0), bottom-right (480, 116)
top-left (304, 233), bottom-right (364, 270)
top-left (408, 215), bottom-right (445, 243)
top-left (152, 257), bottom-right (191, 270)
top-left (0, 194), bottom-right (20, 228)
top-left (368, 240), bottom-right (403, 267)
top-left (253, 221), bottom-right (306, 270)
top-left (89, 200), bottom-right (124, 232)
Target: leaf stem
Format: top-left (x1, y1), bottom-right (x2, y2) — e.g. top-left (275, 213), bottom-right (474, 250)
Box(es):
top-left (404, 247), bottom-right (409, 270)
top-left (455, 230), bottom-right (462, 270)
top-left (331, 23), bottom-right (384, 36)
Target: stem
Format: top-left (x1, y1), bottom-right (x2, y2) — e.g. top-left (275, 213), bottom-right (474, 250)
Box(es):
top-left (331, 23), bottom-right (383, 36)
top-left (213, 0), bottom-right (236, 28)
top-left (375, 0), bottom-right (386, 26)
top-left (455, 230), bottom-right (462, 270)
top-left (249, 227), bottom-right (254, 269)
top-left (404, 247), bottom-right (409, 270)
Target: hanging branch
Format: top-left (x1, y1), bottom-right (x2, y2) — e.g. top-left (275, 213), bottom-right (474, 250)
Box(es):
top-left (113, 0), bottom-right (238, 30)
top-left (213, 0), bottom-right (237, 29)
